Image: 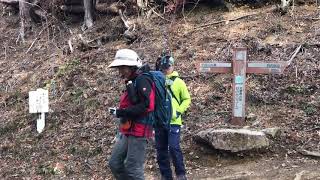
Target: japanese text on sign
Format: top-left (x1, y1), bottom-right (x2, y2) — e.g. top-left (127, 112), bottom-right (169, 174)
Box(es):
top-left (29, 89), bottom-right (49, 113)
top-left (234, 84), bottom-right (244, 117)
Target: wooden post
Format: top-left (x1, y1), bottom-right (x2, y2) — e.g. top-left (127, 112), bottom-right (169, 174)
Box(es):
top-left (231, 48), bottom-right (247, 125)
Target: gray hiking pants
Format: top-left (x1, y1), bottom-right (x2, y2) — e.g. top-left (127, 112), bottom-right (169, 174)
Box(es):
top-left (108, 134), bottom-right (147, 180)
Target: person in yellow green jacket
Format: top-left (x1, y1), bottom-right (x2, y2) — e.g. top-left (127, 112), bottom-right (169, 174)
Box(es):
top-left (155, 54), bottom-right (191, 180)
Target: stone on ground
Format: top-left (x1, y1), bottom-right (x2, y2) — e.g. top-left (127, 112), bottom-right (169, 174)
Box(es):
top-left (195, 128), bottom-right (270, 152)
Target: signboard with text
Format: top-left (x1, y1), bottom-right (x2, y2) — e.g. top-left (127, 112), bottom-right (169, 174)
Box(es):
top-left (29, 88), bottom-right (49, 133)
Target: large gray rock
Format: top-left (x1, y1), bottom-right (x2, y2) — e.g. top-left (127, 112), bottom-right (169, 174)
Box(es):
top-left (262, 127), bottom-right (281, 138)
top-left (195, 128), bottom-right (270, 152)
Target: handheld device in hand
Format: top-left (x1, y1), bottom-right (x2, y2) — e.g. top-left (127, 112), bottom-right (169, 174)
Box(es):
top-left (109, 108), bottom-right (117, 115)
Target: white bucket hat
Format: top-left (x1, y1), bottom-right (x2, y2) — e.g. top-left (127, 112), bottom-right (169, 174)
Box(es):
top-left (108, 49), bottom-right (142, 68)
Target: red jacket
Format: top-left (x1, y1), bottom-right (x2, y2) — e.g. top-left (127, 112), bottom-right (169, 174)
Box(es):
top-left (117, 72), bottom-right (155, 138)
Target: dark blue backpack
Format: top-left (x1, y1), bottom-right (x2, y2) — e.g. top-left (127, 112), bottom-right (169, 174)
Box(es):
top-left (143, 71), bottom-right (172, 129)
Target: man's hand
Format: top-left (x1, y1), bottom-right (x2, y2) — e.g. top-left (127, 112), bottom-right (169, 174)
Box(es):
top-left (108, 107), bottom-right (117, 116)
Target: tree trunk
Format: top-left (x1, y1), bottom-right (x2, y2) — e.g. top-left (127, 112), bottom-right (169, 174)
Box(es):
top-left (19, 0), bottom-right (31, 43)
top-left (281, 0), bottom-right (292, 12)
top-left (83, 0), bottom-right (94, 29)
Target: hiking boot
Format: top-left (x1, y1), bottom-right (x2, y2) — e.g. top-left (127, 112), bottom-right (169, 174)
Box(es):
top-left (161, 176), bottom-right (173, 180)
top-left (176, 174), bottom-right (187, 180)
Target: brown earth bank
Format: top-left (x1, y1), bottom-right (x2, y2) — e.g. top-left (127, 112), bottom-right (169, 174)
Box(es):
top-left (0, 1), bottom-right (319, 179)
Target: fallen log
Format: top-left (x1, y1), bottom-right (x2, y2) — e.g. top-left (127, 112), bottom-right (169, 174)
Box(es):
top-left (299, 149), bottom-right (320, 158)
top-left (60, 5), bottom-right (84, 13)
top-left (96, 2), bottom-right (125, 15)
top-left (0, 0), bottom-right (18, 4)
top-left (31, 9), bottom-right (47, 23)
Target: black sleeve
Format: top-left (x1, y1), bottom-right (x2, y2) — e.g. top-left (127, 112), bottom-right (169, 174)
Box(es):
top-left (126, 81), bottom-right (139, 104)
top-left (116, 75), bottom-right (152, 118)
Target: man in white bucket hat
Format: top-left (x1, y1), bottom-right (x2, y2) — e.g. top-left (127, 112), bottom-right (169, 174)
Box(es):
top-left (108, 49), bottom-right (155, 180)
top-left (108, 49), bottom-right (142, 68)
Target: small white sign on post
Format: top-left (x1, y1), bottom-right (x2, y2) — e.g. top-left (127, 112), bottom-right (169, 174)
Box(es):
top-left (29, 88), bottom-right (49, 133)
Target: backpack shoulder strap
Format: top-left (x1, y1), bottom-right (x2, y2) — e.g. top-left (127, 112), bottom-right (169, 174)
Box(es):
top-left (139, 72), bottom-right (155, 85)
top-left (170, 76), bottom-right (177, 81)
top-left (168, 76), bottom-right (180, 105)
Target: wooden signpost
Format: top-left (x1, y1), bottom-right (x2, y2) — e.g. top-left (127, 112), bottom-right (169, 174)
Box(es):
top-left (199, 46), bottom-right (301, 125)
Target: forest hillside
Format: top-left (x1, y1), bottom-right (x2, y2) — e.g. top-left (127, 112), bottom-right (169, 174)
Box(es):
top-left (0, 0), bottom-right (319, 179)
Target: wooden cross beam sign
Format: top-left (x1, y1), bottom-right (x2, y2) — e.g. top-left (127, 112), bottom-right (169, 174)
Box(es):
top-left (198, 46), bottom-right (301, 125)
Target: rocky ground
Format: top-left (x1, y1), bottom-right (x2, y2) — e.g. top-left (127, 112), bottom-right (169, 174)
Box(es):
top-left (0, 1), bottom-right (319, 179)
